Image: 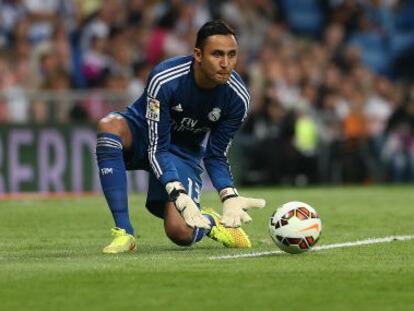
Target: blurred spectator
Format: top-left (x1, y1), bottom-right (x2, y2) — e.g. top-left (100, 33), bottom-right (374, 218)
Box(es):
top-left (145, 3), bottom-right (178, 65)
top-left (316, 88), bottom-right (344, 183)
top-left (31, 69), bottom-right (72, 123)
top-left (107, 27), bottom-right (135, 78)
top-left (326, 0), bottom-right (363, 37)
top-left (80, 71), bottom-right (129, 122)
top-left (24, 0), bottom-right (77, 44)
top-left (293, 108), bottom-right (319, 185)
top-left (81, 33), bottom-right (110, 87)
top-left (382, 87), bottom-right (414, 182)
top-left (0, 0), bottom-right (27, 47)
top-left (32, 42), bottom-right (66, 87)
top-left (342, 88), bottom-right (369, 183)
top-left (239, 97), bottom-right (295, 185)
top-left (364, 76), bottom-right (395, 181)
top-left (127, 60), bottom-right (151, 100)
top-left (0, 54), bottom-right (30, 122)
top-left (80, 0), bottom-right (125, 52)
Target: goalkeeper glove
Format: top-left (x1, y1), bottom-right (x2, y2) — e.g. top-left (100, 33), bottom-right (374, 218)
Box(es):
top-left (166, 181), bottom-right (211, 229)
top-left (220, 187), bottom-right (266, 228)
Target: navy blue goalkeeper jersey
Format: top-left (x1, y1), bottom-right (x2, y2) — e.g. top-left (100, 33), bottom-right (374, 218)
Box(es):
top-left (125, 55), bottom-right (250, 191)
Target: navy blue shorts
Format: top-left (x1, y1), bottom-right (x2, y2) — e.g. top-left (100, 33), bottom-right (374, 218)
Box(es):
top-left (145, 153), bottom-right (203, 218)
top-left (114, 112), bottom-right (203, 219)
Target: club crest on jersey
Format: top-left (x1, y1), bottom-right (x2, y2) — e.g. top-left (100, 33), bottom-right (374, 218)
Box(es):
top-left (208, 108), bottom-right (221, 122)
top-left (146, 97), bottom-right (160, 121)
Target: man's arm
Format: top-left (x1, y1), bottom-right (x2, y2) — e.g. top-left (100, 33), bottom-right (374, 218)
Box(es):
top-left (203, 94), bottom-right (265, 227)
top-left (203, 114), bottom-right (241, 191)
top-left (145, 87), bottom-right (180, 185)
top-left (145, 73), bottom-right (209, 229)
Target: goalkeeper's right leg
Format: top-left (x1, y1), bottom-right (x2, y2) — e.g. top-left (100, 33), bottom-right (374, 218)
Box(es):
top-left (97, 115), bottom-right (135, 236)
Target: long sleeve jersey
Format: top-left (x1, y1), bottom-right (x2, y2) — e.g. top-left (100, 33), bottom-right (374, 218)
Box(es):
top-left (125, 55), bottom-right (250, 191)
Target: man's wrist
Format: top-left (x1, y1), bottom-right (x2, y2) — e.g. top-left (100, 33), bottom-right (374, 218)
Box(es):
top-left (219, 187), bottom-right (239, 202)
top-left (166, 181), bottom-right (186, 201)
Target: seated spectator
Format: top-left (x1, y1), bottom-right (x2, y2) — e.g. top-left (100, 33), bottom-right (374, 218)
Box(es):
top-left (31, 69), bottom-right (72, 123)
top-left (342, 89), bottom-right (369, 183)
top-left (382, 89), bottom-right (414, 182)
top-left (81, 34), bottom-right (110, 87)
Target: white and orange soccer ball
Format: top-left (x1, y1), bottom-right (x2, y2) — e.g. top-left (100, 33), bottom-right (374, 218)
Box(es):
top-left (269, 201), bottom-right (322, 254)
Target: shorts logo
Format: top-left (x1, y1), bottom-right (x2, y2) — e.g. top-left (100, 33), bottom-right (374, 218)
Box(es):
top-left (208, 108), bottom-right (221, 122)
top-left (101, 168), bottom-right (113, 175)
top-left (146, 97), bottom-right (160, 121)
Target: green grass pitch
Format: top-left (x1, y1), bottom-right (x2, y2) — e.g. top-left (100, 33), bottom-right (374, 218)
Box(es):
top-left (0, 186), bottom-right (413, 311)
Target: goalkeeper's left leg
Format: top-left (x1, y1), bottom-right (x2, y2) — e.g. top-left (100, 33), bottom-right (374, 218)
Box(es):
top-left (145, 155), bottom-right (248, 248)
top-left (146, 155), bottom-right (212, 246)
top-left (162, 203), bottom-right (251, 248)
top-left (163, 202), bottom-right (212, 246)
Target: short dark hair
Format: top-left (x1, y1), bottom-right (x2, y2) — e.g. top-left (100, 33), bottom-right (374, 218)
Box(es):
top-left (195, 20), bottom-right (237, 49)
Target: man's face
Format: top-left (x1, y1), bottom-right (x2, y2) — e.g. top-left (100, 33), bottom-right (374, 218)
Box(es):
top-left (194, 34), bottom-right (238, 87)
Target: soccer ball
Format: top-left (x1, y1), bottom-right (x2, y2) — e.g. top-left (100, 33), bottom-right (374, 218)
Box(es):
top-left (269, 201), bottom-right (322, 254)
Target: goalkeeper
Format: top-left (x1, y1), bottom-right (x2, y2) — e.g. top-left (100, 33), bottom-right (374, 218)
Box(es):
top-left (96, 20), bottom-right (266, 253)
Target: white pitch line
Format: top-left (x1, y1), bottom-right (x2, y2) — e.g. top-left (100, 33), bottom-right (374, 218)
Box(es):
top-left (209, 235), bottom-right (414, 260)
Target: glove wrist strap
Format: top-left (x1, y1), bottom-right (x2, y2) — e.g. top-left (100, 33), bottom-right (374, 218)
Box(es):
top-left (166, 181), bottom-right (186, 201)
top-left (219, 187), bottom-right (239, 203)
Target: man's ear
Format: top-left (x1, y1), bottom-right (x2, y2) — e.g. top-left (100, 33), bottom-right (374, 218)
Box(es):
top-left (194, 48), bottom-right (202, 63)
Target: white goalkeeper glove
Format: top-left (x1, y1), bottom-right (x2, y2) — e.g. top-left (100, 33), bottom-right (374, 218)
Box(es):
top-left (166, 181), bottom-right (211, 229)
top-left (220, 187), bottom-right (266, 228)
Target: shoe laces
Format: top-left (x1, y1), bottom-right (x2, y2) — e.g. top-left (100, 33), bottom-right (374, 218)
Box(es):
top-left (111, 227), bottom-right (127, 237)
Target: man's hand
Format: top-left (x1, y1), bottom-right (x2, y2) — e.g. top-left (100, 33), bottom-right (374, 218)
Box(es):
top-left (220, 187), bottom-right (266, 228)
top-left (166, 181), bottom-right (211, 229)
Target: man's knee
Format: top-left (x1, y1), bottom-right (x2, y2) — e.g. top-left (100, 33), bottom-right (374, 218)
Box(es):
top-left (97, 114), bottom-right (126, 134)
top-left (165, 222), bottom-right (194, 246)
top-left (164, 203), bottom-right (194, 246)
top-left (97, 114), bottom-right (131, 148)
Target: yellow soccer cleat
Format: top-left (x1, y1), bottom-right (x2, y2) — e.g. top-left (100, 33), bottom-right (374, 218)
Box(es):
top-left (202, 208), bottom-right (251, 248)
top-left (102, 227), bottom-right (137, 254)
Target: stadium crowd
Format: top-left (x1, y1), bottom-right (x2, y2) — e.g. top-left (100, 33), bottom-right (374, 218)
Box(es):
top-left (1, 0), bottom-right (414, 185)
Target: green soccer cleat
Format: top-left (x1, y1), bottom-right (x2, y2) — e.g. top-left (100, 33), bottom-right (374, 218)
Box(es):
top-left (102, 227), bottom-right (137, 254)
top-left (202, 208), bottom-right (251, 248)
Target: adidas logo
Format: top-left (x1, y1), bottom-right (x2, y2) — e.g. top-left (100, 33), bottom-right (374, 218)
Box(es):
top-left (171, 103), bottom-right (183, 112)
